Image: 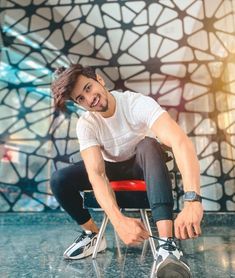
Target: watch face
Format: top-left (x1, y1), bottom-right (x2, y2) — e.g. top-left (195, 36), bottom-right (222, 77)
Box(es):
top-left (189, 192), bottom-right (196, 199)
top-left (184, 191), bottom-right (200, 201)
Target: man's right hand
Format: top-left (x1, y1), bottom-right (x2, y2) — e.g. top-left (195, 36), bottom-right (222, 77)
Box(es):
top-left (114, 216), bottom-right (149, 245)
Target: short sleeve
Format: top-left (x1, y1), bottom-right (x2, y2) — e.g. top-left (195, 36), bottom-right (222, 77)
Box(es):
top-left (76, 118), bottom-right (99, 151)
top-left (130, 93), bottom-right (165, 128)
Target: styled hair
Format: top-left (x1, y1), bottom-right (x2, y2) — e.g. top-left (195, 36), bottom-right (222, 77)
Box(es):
top-left (51, 64), bottom-right (97, 111)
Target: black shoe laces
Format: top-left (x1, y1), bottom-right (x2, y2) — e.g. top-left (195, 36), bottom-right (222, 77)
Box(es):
top-left (149, 235), bottom-right (177, 251)
top-left (75, 231), bottom-right (177, 251)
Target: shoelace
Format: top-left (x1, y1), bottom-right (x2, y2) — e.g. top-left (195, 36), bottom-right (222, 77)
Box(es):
top-left (75, 231), bottom-right (177, 250)
top-left (149, 235), bottom-right (177, 251)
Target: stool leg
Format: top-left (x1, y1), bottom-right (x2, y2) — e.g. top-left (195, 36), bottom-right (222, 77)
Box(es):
top-left (140, 209), bottom-right (157, 257)
top-left (92, 213), bottom-right (109, 259)
top-left (150, 260), bottom-right (157, 278)
top-left (140, 238), bottom-right (148, 260)
top-left (114, 230), bottom-right (122, 258)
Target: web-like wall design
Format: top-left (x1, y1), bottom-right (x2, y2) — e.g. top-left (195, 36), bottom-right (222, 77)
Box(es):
top-left (0, 0), bottom-right (234, 212)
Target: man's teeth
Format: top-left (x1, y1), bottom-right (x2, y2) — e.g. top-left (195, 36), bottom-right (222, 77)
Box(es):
top-left (92, 97), bottom-right (100, 107)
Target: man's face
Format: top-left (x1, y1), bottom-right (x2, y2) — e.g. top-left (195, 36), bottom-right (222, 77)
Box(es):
top-left (70, 74), bottom-right (109, 112)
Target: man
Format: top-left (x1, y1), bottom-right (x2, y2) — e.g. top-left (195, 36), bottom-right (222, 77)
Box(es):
top-left (50, 64), bottom-right (203, 277)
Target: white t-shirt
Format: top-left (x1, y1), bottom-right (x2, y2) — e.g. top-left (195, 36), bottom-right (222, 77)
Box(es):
top-left (76, 90), bottom-right (165, 162)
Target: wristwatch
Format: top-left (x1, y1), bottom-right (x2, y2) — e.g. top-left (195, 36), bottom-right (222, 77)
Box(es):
top-left (183, 191), bottom-right (202, 202)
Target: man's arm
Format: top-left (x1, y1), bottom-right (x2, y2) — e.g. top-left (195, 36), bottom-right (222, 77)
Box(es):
top-left (151, 112), bottom-right (203, 240)
top-left (81, 145), bottom-right (149, 245)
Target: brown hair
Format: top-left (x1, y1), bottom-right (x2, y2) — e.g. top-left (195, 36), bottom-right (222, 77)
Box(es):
top-left (51, 64), bottom-right (97, 111)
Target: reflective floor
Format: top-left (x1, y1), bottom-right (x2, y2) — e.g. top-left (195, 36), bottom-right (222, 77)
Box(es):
top-left (0, 214), bottom-right (234, 278)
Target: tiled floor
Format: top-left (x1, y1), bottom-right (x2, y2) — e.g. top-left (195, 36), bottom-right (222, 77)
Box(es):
top-left (0, 214), bottom-right (234, 278)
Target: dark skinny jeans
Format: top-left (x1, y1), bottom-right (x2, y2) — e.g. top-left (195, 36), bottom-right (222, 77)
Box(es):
top-left (50, 137), bottom-right (174, 225)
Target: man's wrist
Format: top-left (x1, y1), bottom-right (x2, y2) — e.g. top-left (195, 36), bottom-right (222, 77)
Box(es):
top-left (109, 207), bottom-right (125, 224)
top-left (112, 214), bottom-right (128, 230)
top-left (183, 191), bottom-right (202, 202)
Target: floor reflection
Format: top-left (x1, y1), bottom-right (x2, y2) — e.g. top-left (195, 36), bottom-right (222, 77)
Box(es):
top-left (0, 222), bottom-right (234, 277)
top-left (92, 259), bottom-right (103, 278)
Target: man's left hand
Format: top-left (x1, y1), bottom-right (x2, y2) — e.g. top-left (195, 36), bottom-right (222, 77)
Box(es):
top-left (174, 202), bottom-right (203, 240)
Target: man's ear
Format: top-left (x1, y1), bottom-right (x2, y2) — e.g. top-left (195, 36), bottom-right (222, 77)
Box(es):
top-left (96, 74), bottom-right (105, 86)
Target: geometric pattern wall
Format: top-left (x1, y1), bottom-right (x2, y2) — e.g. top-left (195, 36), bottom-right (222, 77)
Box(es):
top-left (0, 0), bottom-right (235, 212)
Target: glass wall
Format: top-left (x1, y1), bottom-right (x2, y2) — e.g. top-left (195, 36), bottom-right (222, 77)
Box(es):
top-left (0, 0), bottom-right (234, 212)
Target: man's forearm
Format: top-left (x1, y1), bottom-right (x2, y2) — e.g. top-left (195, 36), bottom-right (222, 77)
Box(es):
top-left (89, 173), bottom-right (123, 226)
top-left (172, 136), bottom-right (201, 194)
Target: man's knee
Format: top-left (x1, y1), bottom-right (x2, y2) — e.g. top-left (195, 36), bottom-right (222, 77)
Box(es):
top-left (50, 169), bottom-right (67, 194)
top-left (136, 137), bottom-right (162, 156)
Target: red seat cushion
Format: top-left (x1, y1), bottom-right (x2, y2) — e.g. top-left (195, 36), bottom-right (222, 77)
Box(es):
top-left (110, 180), bottom-right (146, 191)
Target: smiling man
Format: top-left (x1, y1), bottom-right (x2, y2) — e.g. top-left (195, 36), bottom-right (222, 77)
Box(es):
top-left (50, 64), bottom-right (203, 277)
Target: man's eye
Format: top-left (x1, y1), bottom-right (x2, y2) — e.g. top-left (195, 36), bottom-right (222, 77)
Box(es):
top-left (77, 96), bottom-right (84, 103)
top-left (86, 85), bottom-right (91, 92)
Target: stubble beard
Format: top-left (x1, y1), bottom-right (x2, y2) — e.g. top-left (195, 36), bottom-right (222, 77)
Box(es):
top-left (99, 99), bottom-right (108, 112)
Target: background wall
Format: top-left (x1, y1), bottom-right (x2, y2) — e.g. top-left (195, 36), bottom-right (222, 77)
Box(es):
top-left (0, 0), bottom-right (235, 212)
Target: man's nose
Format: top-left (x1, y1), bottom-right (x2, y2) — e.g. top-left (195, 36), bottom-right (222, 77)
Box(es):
top-left (85, 95), bottom-right (94, 107)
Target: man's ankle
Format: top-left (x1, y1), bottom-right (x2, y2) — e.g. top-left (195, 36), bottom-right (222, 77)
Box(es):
top-left (81, 219), bottom-right (99, 233)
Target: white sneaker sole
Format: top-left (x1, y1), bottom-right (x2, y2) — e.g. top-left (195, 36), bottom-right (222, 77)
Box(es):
top-left (63, 238), bottom-right (107, 260)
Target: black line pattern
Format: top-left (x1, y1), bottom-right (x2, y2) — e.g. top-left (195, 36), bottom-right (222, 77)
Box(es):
top-left (0, 0), bottom-right (234, 212)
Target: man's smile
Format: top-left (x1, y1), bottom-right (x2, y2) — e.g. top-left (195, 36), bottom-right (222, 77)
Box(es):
top-left (91, 95), bottom-right (100, 108)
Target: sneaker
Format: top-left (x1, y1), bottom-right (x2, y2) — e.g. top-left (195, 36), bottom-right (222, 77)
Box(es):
top-left (155, 237), bottom-right (192, 278)
top-left (63, 230), bottom-right (107, 260)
